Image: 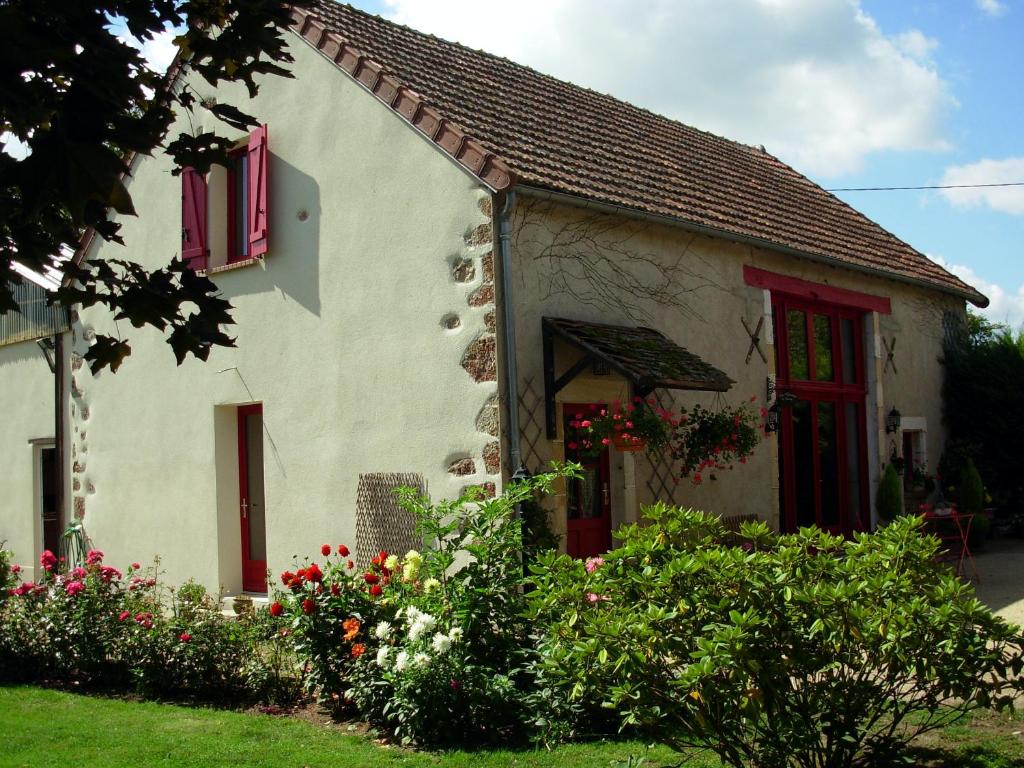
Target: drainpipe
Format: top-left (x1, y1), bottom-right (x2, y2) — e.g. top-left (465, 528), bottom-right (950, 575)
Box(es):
top-left (54, 331), bottom-right (65, 534)
top-left (497, 190), bottom-right (528, 484)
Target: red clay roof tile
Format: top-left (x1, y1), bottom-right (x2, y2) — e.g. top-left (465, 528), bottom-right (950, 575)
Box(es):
top-left (294, 2), bottom-right (986, 306)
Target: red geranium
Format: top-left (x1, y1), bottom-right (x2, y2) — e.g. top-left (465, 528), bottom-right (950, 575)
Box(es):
top-left (321, 544), bottom-right (331, 557)
top-left (269, 602), bottom-right (284, 617)
top-left (39, 550), bottom-right (57, 572)
top-left (364, 572), bottom-right (379, 585)
top-left (179, 632), bottom-right (192, 643)
top-left (301, 598), bottom-right (316, 614)
top-left (304, 563), bottom-right (323, 583)
top-left (337, 544), bottom-right (350, 557)
top-left (368, 584), bottom-right (383, 597)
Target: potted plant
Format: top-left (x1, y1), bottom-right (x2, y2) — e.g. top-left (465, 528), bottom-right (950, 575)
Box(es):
top-left (670, 400), bottom-right (762, 483)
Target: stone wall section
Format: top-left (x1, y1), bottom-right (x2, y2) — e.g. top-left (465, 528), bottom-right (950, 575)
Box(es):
top-left (68, 311), bottom-right (95, 523)
top-left (448, 195), bottom-right (501, 497)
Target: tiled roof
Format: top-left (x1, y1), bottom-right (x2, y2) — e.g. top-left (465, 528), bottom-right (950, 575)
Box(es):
top-left (544, 317), bottom-right (734, 392)
top-left (293, 2), bottom-right (986, 306)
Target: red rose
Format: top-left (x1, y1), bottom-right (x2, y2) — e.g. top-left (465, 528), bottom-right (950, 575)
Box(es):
top-left (269, 602), bottom-right (284, 617)
top-left (179, 633), bottom-right (192, 643)
top-left (131, 562), bottom-right (141, 570)
top-left (301, 598), bottom-right (316, 614)
top-left (364, 572), bottom-right (379, 585)
top-left (368, 584), bottom-right (383, 597)
top-left (118, 610), bottom-right (130, 622)
top-left (337, 544), bottom-right (350, 557)
top-left (321, 544), bottom-right (331, 557)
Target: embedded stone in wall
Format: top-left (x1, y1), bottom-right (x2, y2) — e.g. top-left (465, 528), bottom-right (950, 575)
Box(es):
top-left (447, 457), bottom-right (476, 476)
top-left (476, 393), bottom-right (499, 436)
top-left (80, 405), bottom-right (90, 421)
top-left (478, 196), bottom-right (492, 219)
top-left (73, 461), bottom-right (85, 474)
top-left (464, 222), bottom-right (492, 247)
top-left (484, 310), bottom-right (496, 333)
top-left (73, 478), bottom-right (81, 492)
top-left (467, 283), bottom-right (494, 308)
top-left (462, 482), bottom-right (496, 499)
top-left (73, 496), bottom-right (85, 520)
top-left (461, 335), bottom-right (496, 382)
top-left (441, 313), bottom-right (461, 330)
top-left (451, 258), bottom-right (475, 283)
top-left (481, 252), bottom-right (494, 283)
top-left (71, 354), bottom-right (83, 371)
top-left (483, 441), bottom-right (501, 474)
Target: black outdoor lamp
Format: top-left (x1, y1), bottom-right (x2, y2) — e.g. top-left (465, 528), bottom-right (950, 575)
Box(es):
top-left (885, 407), bottom-right (902, 435)
top-left (764, 401), bottom-right (782, 434)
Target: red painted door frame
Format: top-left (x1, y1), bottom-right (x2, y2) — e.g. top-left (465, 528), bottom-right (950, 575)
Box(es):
top-left (564, 403), bottom-right (613, 559)
top-left (237, 404), bottom-right (267, 593)
top-left (773, 296), bottom-right (870, 535)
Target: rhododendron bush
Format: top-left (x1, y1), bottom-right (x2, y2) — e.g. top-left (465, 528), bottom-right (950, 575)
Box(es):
top-left (273, 468), bottom-right (579, 746)
top-left (528, 506), bottom-right (1024, 768)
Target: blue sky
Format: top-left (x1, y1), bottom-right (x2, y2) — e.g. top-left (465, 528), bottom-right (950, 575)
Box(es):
top-left (108, 1), bottom-right (1023, 324)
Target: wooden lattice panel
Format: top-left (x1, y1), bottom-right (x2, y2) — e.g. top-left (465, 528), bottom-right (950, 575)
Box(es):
top-left (643, 390), bottom-right (683, 506)
top-left (355, 473), bottom-right (426, 568)
top-left (518, 375), bottom-right (547, 472)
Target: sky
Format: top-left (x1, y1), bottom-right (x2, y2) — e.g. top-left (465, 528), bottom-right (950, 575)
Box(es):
top-left (47, 1), bottom-right (1024, 326)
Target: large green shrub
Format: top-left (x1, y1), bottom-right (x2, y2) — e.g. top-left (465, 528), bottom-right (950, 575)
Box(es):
top-left (875, 462), bottom-right (903, 521)
top-left (528, 505), bottom-right (1024, 768)
top-left (959, 458), bottom-right (985, 515)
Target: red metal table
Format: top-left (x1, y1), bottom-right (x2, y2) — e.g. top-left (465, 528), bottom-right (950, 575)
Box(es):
top-left (922, 507), bottom-right (977, 582)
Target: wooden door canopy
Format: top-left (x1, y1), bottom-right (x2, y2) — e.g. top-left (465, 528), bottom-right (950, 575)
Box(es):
top-left (542, 317), bottom-right (734, 438)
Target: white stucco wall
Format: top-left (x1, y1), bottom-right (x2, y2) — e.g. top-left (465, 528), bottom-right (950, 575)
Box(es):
top-left (66, 34), bottom-right (498, 593)
top-left (0, 339), bottom-right (57, 580)
top-left (508, 196), bottom-right (964, 541)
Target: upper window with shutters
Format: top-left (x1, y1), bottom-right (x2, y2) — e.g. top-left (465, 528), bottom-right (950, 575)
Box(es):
top-left (181, 124), bottom-right (269, 272)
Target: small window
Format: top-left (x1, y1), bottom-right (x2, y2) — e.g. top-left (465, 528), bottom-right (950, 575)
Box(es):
top-left (228, 149), bottom-right (250, 263)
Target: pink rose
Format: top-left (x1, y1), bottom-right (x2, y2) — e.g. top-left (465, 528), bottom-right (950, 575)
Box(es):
top-left (65, 580), bottom-right (85, 597)
top-left (179, 633), bottom-right (192, 643)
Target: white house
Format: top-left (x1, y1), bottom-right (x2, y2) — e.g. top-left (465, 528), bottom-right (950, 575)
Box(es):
top-left (0, 1), bottom-right (985, 593)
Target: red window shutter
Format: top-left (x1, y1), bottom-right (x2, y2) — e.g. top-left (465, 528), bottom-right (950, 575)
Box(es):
top-left (181, 167), bottom-right (208, 270)
top-left (247, 124), bottom-right (269, 257)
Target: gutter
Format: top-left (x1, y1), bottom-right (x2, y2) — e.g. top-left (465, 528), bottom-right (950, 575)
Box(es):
top-left (515, 185), bottom-right (989, 309)
top-left (496, 189), bottom-right (527, 480)
top-left (54, 331), bottom-right (66, 533)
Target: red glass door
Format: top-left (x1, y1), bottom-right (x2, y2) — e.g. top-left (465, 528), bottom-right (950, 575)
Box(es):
top-left (238, 404), bottom-right (267, 593)
top-left (774, 299), bottom-right (869, 535)
top-left (564, 403), bottom-right (612, 559)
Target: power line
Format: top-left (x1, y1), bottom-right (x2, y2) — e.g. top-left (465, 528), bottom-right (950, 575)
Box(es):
top-left (826, 181), bottom-right (1024, 192)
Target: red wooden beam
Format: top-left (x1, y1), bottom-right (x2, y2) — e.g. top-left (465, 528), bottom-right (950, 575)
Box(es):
top-left (743, 265), bottom-right (892, 315)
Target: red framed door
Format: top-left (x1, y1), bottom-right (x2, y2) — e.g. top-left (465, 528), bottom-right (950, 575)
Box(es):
top-left (773, 298), bottom-right (869, 535)
top-left (238, 404), bottom-right (267, 593)
top-left (564, 403), bottom-right (613, 559)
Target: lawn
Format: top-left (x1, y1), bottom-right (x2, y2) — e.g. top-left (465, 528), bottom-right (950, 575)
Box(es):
top-left (2, 685), bottom-right (1024, 768)
top-left (0, 686), bottom-right (691, 768)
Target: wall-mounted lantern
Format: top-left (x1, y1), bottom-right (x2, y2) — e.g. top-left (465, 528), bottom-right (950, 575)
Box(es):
top-left (885, 407), bottom-right (902, 435)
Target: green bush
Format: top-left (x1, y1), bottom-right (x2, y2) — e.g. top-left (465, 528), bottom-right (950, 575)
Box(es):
top-left (0, 546), bottom-right (15, 607)
top-left (875, 462), bottom-right (903, 521)
top-left (275, 467), bottom-right (579, 746)
top-left (528, 505), bottom-right (1024, 768)
top-left (959, 458), bottom-right (985, 516)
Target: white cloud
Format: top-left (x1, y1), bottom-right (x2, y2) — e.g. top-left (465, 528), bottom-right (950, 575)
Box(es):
top-left (940, 157), bottom-right (1024, 215)
top-left (382, 0), bottom-right (954, 178)
top-left (976, 0), bottom-right (1007, 17)
top-left (932, 255), bottom-right (1024, 328)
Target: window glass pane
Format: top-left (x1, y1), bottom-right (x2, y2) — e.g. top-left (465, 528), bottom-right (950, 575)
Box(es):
top-left (787, 310), bottom-right (809, 380)
top-left (792, 400), bottom-right (815, 527)
top-left (840, 318), bottom-right (857, 384)
top-left (818, 402), bottom-right (839, 527)
top-left (845, 402), bottom-right (863, 526)
top-left (813, 315), bottom-right (834, 381)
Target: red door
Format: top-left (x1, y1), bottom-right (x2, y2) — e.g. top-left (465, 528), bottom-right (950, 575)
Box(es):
top-left (238, 404), bottom-right (268, 593)
top-left (773, 299), bottom-right (869, 535)
top-left (564, 404), bottom-right (613, 559)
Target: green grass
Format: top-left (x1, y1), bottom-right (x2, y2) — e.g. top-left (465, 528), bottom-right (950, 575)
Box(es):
top-left (0, 686), bottom-right (694, 768)
top-left (3, 685), bottom-right (1023, 768)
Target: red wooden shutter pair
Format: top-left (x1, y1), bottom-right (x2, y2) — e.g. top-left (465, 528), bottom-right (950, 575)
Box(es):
top-left (180, 124), bottom-right (270, 268)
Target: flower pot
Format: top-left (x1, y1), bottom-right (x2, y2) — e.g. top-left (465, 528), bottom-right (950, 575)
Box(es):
top-left (612, 435), bottom-right (646, 453)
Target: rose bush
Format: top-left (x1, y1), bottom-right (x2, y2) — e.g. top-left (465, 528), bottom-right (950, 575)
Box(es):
top-left (275, 468), bottom-right (579, 746)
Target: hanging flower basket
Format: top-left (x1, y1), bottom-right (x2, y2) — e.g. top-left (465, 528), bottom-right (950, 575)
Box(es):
top-left (612, 434), bottom-right (646, 452)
